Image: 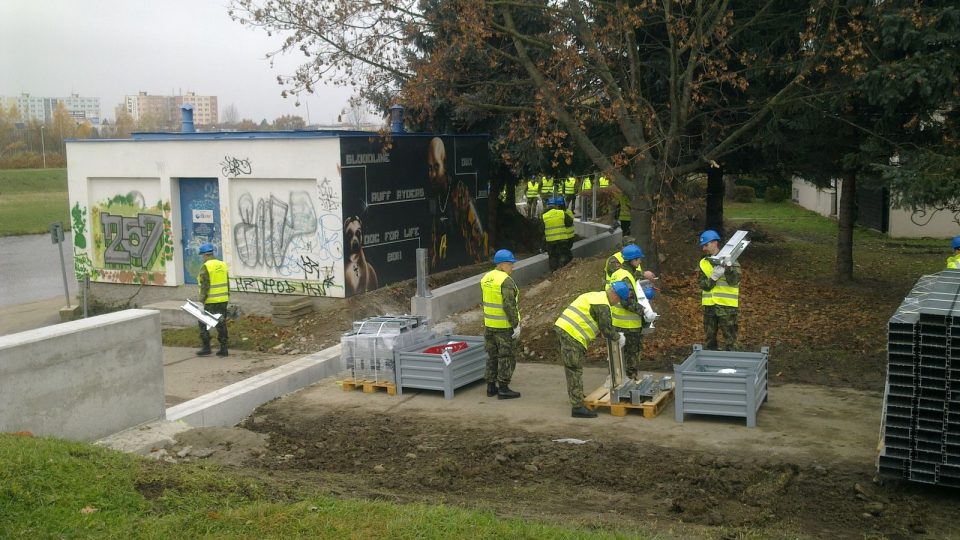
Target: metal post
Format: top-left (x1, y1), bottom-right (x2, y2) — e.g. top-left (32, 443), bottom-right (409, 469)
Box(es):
top-left (40, 125), bottom-right (46, 169)
top-left (51, 222), bottom-right (70, 308)
top-left (83, 274), bottom-right (89, 318)
top-left (591, 175), bottom-right (598, 221)
top-left (415, 248), bottom-right (432, 297)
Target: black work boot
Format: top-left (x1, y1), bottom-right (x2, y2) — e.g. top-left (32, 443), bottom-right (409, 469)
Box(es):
top-left (486, 382), bottom-right (498, 397)
top-left (196, 344), bottom-right (212, 356)
top-left (497, 384), bottom-right (521, 400)
top-left (571, 405), bottom-right (598, 418)
top-left (216, 347), bottom-right (229, 357)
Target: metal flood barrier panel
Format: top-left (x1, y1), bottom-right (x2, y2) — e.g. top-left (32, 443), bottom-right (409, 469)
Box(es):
top-left (879, 270), bottom-right (960, 488)
top-left (674, 345), bottom-right (769, 427)
top-left (395, 334), bottom-right (486, 399)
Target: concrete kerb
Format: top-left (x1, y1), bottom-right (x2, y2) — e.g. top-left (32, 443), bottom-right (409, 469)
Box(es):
top-left (411, 220), bottom-right (621, 321)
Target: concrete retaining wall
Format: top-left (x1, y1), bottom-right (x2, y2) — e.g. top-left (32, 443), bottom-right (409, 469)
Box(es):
top-left (0, 309), bottom-right (165, 441)
top-left (412, 220), bottom-right (621, 321)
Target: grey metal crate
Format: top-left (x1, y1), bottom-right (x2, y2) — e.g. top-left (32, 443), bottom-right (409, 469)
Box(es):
top-left (673, 345), bottom-right (769, 427)
top-left (394, 334), bottom-right (486, 399)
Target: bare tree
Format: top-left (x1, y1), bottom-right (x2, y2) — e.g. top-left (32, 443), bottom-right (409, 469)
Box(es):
top-left (230, 0), bottom-right (849, 261)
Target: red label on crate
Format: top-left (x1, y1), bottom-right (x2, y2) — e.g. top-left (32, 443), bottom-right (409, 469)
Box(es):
top-left (422, 342), bottom-right (468, 355)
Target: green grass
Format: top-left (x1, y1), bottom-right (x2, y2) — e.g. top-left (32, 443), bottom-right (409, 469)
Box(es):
top-left (161, 316), bottom-right (288, 351)
top-left (0, 434), bottom-right (637, 539)
top-left (0, 168), bottom-right (69, 235)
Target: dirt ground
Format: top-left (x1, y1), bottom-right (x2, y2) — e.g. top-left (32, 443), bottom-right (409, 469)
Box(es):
top-left (164, 220), bottom-right (960, 538)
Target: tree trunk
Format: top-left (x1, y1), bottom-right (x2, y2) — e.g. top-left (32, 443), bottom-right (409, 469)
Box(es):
top-left (835, 171), bottom-right (856, 284)
top-left (705, 165), bottom-right (724, 233)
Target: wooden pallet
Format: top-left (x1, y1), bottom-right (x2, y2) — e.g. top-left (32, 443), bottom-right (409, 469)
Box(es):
top-left (340, 378), bottom-right (397, 396)
top-left (583, 385), bottom-right (674, 418)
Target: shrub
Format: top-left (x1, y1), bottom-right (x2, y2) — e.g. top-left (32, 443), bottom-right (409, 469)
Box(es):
top-left (731, 185), bottom-right (755, 202)
top-left (764, 186), bottom-right (788, 203)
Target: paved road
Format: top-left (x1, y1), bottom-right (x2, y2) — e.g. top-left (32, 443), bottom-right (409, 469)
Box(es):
top-left (0, 232), bottom-right (78, 307)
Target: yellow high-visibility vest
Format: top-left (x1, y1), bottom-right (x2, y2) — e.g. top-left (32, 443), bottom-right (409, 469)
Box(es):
top-left (563, 209), bottom-right (575, 240)
top-left (699, 258), bottom-right (739, 308)
top-left (555, 291), bottom-right (610, 349)
top-left (617, 193), bottom-right (631, 221)
top-left (481, 269), bottom-right (518, 329)
top-left (201, 259), bottom-right (229, 304)
top-left (542, 208), bottom-right (567, 243)
top-left (947, 255), bottom-right (960, 270)
top-left (526, 180), bottom-right (540, 198)
top-left (563, 177), bottom-right (577, 195)
top-left (608, 268), bottom-right (641, 329)
top-left (541, 177), bottom-right (555, 194)
top-left (604, 252), bottom-right (625, 282)
top-left (582, 177), bottom-right (592, 190)
top-left (599, 176), bottom-right (610, 188)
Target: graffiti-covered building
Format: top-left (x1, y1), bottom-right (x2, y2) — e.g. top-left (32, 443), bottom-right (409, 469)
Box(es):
top-left (65, 125), bottom-right (490, 308)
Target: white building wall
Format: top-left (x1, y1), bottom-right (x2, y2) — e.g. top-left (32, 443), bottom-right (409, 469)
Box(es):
top-left (791, 177), bottom-right (837, 217)
top-left (66, 137), bottom-right (346, 297)
top-left (888, 207), bottom-right (959, 238)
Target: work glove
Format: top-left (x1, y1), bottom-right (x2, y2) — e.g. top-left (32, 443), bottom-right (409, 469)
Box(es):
top-left (511, 325), bottom-right (521, 340)
top-left (617, 332), bottom-right (626, 348)
top-left (644, 308), bottom-right (658, 323)
top-left (710, 265), bottom-right (725, 281)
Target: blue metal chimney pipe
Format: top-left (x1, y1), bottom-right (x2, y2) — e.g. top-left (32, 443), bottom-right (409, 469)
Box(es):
top-left (390, 104), bottom-right (405, 134)
top-left (180, 104), bottom-right (195, 133)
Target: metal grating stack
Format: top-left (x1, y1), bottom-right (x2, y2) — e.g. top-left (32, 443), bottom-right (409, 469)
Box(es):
top-left (879, 270), bottom-right (960, 487)
top-left (340, 315), bottom-right (433, 383)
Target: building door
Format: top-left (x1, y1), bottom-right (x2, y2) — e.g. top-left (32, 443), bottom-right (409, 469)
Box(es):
top-left (178, 178), bottom-right (222, 284)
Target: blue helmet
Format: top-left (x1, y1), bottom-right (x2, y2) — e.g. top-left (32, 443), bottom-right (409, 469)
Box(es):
top-left (550, 196), bottom-right (566, 207)
top-left (952, 236), bottom-right (960, 250)
top-left (493, 249), bottom-right (516, 264)
top-left (198, 242), bottom-right (215, 255)
top-left (643, 286), bottom-right (655, 300)
top-left (610, 281), bottom-right (630, 301)
top-left (621, 244), bottom-right (644, 261)
top-left (699, 230), bottom-right (721, 246)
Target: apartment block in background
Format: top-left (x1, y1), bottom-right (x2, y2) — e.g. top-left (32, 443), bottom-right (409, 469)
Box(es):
top-left (1, 93), bottom-right (101, 126)
top-left (123, 91), bottom-right (218, 128)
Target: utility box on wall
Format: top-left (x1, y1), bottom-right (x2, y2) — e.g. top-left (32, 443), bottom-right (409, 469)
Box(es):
top-left (66, 131), bottom-right (490, 299)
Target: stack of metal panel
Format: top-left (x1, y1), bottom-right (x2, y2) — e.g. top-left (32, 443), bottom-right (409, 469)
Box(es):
top-left (879, 270), bottom-right (960, 487)
top-left (340, 315), bottom-right (433, 383)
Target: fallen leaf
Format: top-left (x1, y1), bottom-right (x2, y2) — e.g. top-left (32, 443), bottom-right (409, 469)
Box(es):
top-left (80, 506), bottom-right (97, 515)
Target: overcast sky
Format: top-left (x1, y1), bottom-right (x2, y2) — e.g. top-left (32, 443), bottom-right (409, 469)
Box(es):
top-left (0, 0), bottom-right (358, 124)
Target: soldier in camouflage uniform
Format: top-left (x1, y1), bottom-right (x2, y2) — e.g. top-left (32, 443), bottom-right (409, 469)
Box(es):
top-left (554, 282), bottom-right (631, 418)
top-left (542, 197), bottom-right (574, 272)
top-left (698, 230), bottom-right (741, 351)
top-left (605, 244), bottom-right (655, 378)
top-left (481, 249), bottom-right (522, 399)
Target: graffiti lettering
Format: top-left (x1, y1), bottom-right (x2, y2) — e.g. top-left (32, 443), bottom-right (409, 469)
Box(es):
top-left (317, 213), bottom-right (343, 261)
top-left (229, 276), bottom-right (340, 297)
top-left (101, 212), bottom-right (165, 268)
top-left (317, 177), bottom-right (340, 211)
top-left (221, 156), bottom-right (252, 177)
top-left (298, 254), bottom-right (320, 280)
top-left (234, 191), bottom-right (318, 269)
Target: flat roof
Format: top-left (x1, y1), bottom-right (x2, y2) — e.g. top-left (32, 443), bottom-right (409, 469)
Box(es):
top-left (66, 130), bottom-right (487, 143)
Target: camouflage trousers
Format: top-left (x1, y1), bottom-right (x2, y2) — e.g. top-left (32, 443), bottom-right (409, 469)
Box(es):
top-left (703, 305), bottom-right (738, 351)
top-left (484, 329), bottom-right (517, 385)
top-left (560, 240), bottom-right (573, 268)
top-left (616, 328), bottom-right (644, 378)
top-left (546, 241), bottom-right (565, 272)
top-left (555, 327), bottom-right (588, 407)
top-left (199, 302), bottom-right (229, 349)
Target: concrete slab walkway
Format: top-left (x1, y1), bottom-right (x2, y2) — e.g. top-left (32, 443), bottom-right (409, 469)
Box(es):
top-left (162, 347), bottom-right (300, 407)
